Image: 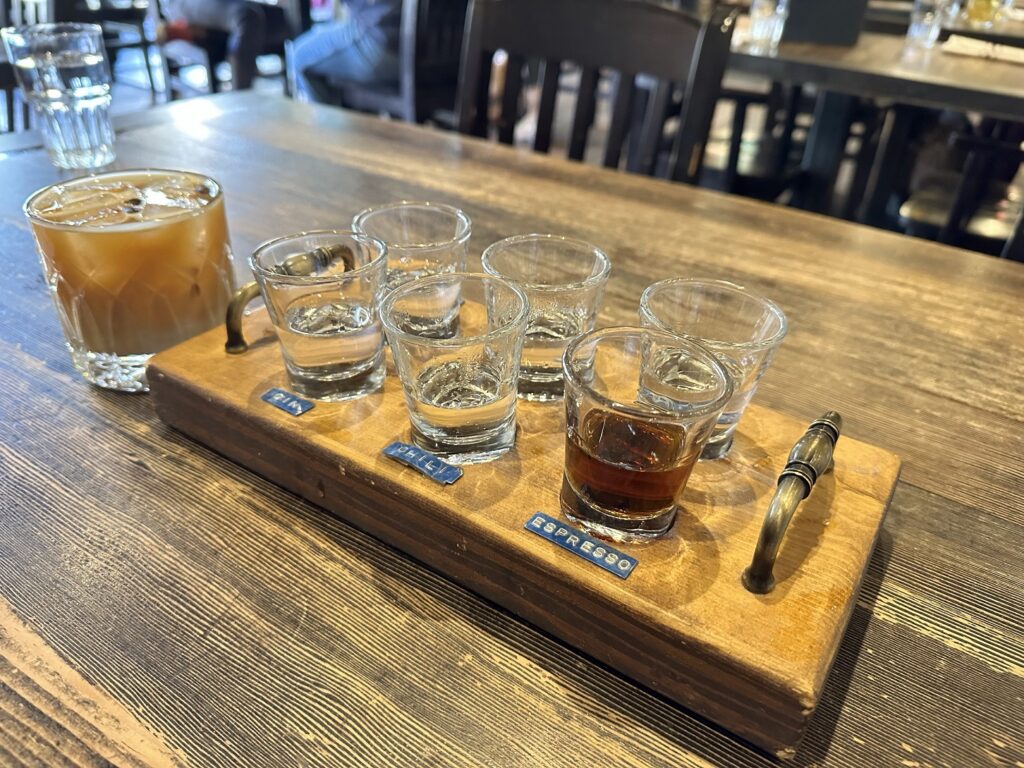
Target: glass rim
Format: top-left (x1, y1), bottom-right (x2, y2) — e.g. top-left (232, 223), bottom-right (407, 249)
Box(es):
top-left (563, 325), bottom-right (735, 420)
top-left (352, 201), bottom-right (472, 250)
top-left (380, 271), bottom-right (529, 348)
top-left (639, 278), bottom-right (789, 352)
top-left (480, 233), bottom-right (611, 291)
top-left (2, 22), bottom-right (104, 41)
top-left (23, 167), bottom-right (223, 230)
top-left (249, 229), bottom-right (388, 285)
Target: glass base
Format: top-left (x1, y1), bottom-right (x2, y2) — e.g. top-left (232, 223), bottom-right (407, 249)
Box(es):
top-left (48, 143), bottom-right (115, 170)
top-left (287, 362), bottom-right (385, 402)
top-left (700, 434), bottom-right (735, 460)
top-left (410, 416), bottom-right (516, 465)
top-left (517, 380), bottom-right (564, 402)
top-left (559, 475), bottom-right (676, 544)
top-left (70, 346), bottom-right (150, 393)
top-left (517, 368), bottom-right (564, 402)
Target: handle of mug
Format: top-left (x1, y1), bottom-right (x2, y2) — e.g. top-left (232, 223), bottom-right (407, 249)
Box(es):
top-left (225, 281), bottom-right (261, 354)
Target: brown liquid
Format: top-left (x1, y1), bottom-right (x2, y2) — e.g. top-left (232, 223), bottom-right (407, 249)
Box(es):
top-left (28, 171), bottom-right (233, 356)
top-left (563, 410), bottom-right (699, 520)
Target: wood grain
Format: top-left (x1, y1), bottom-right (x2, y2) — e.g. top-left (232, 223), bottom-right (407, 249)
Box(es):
top-left (146, 311), bottom-right (900, 757)
top-left (0, 93), bottom-right (1022, 767)
top-left (0, 599), bottom-right (182, 767)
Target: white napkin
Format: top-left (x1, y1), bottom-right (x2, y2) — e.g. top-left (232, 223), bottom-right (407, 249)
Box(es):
top-left (942, 33), bottom-right (1024, 65)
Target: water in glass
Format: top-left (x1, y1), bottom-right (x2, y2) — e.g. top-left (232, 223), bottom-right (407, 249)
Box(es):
top-left (3, 24), bottom-right (115, 169)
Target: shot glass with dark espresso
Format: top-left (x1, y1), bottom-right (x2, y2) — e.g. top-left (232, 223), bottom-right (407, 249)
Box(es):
top-left (560, 327), bottom-right (733, 543)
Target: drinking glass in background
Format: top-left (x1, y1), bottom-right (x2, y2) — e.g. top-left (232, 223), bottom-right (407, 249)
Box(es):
top-left (248, 231), bottom-right (388, 401)
top-left (964, 0), bottom-right (1000, 26)
top-left (907, 0), bottom-right (947, 48)
top-left (481, 234), bottom-right (610, 402)
top-left (24, 169), bottom-right (234, 392)
top-left (352, 202), bottom-right (470, 294)
top-left (1, 23), bottom-right (115, 169)
top-left (747, 0), bottom-right (789, 56)
top-left (381, 273), bottom-right (528, 464)
top-left (639, 279), bottom-right (787, 460)
top-left (561, 327), bottom-right (733, 543)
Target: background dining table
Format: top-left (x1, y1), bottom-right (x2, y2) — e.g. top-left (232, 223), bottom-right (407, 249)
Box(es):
top-left (0, 92), bottom-right (1022, 767)
top-left (730, 29), bottom-right (1024, 220)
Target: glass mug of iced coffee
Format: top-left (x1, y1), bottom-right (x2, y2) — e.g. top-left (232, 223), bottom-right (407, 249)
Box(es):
top-left (24, 169), bottom-right (235, 392)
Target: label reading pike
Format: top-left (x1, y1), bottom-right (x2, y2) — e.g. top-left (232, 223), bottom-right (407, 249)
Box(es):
top-left (261, 388), bottom-right (315, 416)
top-left (525, 512), bottom-right (638, 579)
top-left (383, 442), bottom-right (463, 485)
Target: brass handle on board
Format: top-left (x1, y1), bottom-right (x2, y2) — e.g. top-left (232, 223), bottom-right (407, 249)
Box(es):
top-left (742, 411), bottom-right (842, 595)
top-left (225, 281), bottom-right (261, 354)
top-left (224, 245), bottom-right (354, 354)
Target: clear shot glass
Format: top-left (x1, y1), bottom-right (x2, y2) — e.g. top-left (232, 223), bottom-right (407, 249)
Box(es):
top-left (249, 230), bottom-right (388, 401)
top-left (352, 201), bottom-right (470, 294)
top-left (381, 273), bottom-right (529, 464)
top-left (481, 234), bottom-right (610, 402)
top-left (639, 278), bottom-right (788, 459)
top-left (561, 327), bottom-right (733, 543)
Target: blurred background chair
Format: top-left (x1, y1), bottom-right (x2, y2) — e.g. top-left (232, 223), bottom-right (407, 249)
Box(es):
top-left (455, 0), bottom-right (737, 183)
top-left (2, 59), bottom-right (33, 133)
top-left (899, 117), bottom-right (1024, 260)
top-left (321, 0), bottom-right (468, 123)
top-left (59, 0), bottom-right (162, 102)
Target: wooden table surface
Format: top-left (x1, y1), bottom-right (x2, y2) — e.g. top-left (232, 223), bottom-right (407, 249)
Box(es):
top-left (1, 92), bottom-right (1022, 767)
top-left (731, 30), bottom-right (1024, 120)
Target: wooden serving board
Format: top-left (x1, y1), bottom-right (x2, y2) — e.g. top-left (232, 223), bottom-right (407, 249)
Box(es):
top-left (148, 312), bottom-right (900, 759)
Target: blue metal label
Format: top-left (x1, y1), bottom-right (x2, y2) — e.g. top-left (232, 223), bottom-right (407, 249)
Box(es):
top-left (261, 388), bottom-right (315, 416)
top-left (383, 442), bottom-right (463, 485)
top-left (524, 512), bottom-right (638, 579)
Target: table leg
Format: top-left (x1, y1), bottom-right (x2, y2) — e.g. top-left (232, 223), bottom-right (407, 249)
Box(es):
top-left (858, 104), bottom-right (920, 227)
top-left (791, 91), bottom-right (856, 213)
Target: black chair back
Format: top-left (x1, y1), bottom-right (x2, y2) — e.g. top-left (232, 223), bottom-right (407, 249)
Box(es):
top-left (401, 0), bottom-right (470, 121)
top-left (455, 0), bottom-right (736, 182)
top-left (1, 61), bottom-right (31, 134)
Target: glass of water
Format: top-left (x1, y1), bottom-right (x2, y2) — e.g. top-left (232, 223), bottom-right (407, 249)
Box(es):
top-left (907, 0), bottom-right (947, 48)
top-left (481, 234), bottom-right (610, 402)
top-left (1, 23), bottom-right (115, 169)
top-left (639, 279), bottom-right (787, 460)
top-left (352, 202), bottom-right (471, 294)
top-left (249, 230), bottom-right (388, 401)
top-left (748, 0), bottom-right (789, 56)
top-left (381, 273), bottom-right (529, 464)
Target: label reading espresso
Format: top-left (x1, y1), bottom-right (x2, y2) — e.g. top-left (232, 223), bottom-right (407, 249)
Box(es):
top-left (261, 388), bottom-right (315, 416)
top-left (524, 512), bottom-right (638, 579)
top-left (383, 442), bottom-right (463, 485)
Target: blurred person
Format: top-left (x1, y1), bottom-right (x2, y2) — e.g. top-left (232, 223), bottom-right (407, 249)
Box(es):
top-left (165, 0), bottom-right (269, 90)
top-left (290, 0), bottom-right (402, 103)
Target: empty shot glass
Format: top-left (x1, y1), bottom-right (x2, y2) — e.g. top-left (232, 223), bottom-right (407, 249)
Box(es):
top-left (352, 201), bottom-right (470, 294)
top-left (241, 230), bottom-right (388, 401)
top-left (2, 23), bottom-right (115, 169)
top-left (561, 327), bottom-right (733, 543)
top-left (639, 279), bottom-right (788, 460)
top-left (381, 273), bottom-right (529, 464)
top-left (481, 234), bottom-right (610, 401)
